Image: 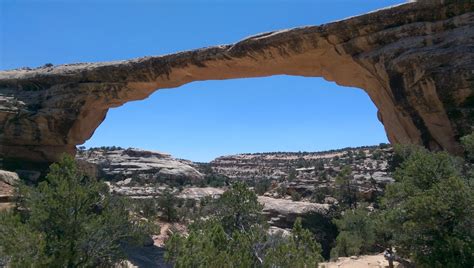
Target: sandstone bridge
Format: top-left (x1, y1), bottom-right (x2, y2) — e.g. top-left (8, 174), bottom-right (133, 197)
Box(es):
top-left (0, 0), bottom-right (473, 170)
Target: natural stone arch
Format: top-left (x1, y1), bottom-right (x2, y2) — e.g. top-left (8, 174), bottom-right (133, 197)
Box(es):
top-left (0, 0), bottom-right (473, 167)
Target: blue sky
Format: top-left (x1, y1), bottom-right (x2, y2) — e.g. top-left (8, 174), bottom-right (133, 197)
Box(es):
top-left (1, 0), bottom-right (405, 162)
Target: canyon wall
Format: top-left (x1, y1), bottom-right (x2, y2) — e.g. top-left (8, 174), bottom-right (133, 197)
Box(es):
top-left (0, 1), bottom-right (473, 168)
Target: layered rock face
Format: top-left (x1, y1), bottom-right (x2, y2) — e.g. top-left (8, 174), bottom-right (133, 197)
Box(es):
top-left (76, 148), bottom-right (203, 184)
top-left (0, 1), bottom-right (473, 168)
top-left (210, 146), bottom-right (394, 202)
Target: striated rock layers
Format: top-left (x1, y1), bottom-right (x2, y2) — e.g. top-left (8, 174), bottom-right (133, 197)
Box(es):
top-left (76, 148), bottom-right (203, 183)
top-left (0, 1), bottom-right (473, 168)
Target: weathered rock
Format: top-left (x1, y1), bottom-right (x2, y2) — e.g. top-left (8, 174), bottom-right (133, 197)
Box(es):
top-left (0, 169), bottom-right (19, 186)
top-left (178, 187), bottom-right (224, 200)
top-left (210, 146), bottom-right (394, 202)
top-left (259, 196), bottom-right (330, 228)
top-left (0, 169), bottom-right (19, 205)
top-left (76, 148), bottom-right (203, 183)
top-left (0, 1), bottom-right (473, 167)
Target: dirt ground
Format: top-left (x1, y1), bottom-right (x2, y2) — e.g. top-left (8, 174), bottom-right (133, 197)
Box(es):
top-left (319, 254), bottom-right (401, 268)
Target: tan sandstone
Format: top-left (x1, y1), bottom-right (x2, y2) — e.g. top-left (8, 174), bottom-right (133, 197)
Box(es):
top-left (0, 1), bottom-right (472, 169)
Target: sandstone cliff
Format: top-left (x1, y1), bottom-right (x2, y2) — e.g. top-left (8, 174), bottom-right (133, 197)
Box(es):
top-left (0, 1), bottom-right (473, 169)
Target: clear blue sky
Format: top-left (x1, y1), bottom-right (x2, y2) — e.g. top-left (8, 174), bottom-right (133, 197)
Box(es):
top-left (1, 0), bottom-right (405, 162)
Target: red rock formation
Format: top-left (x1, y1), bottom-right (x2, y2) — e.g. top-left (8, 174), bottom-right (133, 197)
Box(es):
top-left (0, 1), bottom-right (473, 167)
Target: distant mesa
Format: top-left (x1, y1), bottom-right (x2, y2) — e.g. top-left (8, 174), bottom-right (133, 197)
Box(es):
top-left (0, 1), bottom-right (473, 170)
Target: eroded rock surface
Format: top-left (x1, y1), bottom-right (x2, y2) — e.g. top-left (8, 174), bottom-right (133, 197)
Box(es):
top-left (211, 146), bottom-right (394, 202)
top-left (259, 196), bottom-right (330, 228)
top-left (76, 147), bottom-right (203, 184)
top-left (0, 169), bottom-right (19, 209)
top-left (0, 1), bottom-right (473, 168)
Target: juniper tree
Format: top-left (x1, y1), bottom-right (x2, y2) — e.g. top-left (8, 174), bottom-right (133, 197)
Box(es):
top-left (0, 155), bottom-right (148, 267)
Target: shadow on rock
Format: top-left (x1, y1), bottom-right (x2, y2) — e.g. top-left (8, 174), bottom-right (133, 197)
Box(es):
top-left (123, 244), bottom-right (172, 268)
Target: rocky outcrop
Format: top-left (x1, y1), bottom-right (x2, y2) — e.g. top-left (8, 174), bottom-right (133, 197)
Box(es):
top-left (76, 148), bottom-right (203, 184)
top-left (0, 170), bottom-right (19, 210)
top-left (0, 1), bottom-right (473, 168)
top-left (178, 187), bottom-right (224, 200)
top-left (211, 146), bottom-right (394, 202)
top-left (259, 196), bottom-right (330, 228)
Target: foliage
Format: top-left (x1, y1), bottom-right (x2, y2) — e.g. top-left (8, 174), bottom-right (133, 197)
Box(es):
top-left (165, 219), bottom-right (260, 268)
top-left (276, 184), bottom-right (287, 197)
top-left (330, 207), bottom-right (375, 259)
top-left (387, 144), bottom-right (424, 171)
top-left (329, 138), bottom-right (474, 267)
top-left (334, 166), bottom-right (358, 209)
top-left (0, 212), bottom-right (49, 267)
top-left (0, 155), bottom-right (148, 267)
top-left (290, 191), bottom-right (302, 201)
top-left (331, 231), bottom-right (363, 259)
top-left (264, 218), bottom-right (323, 267)
top-left (197, 164), bottom-right (229, 187)
top-left (288, 168), bottom-right (297, 181)
top-left (314, 160), bottom-right (325, 171)
top-left (213, 182), bottom-right (265, 233)
top-left (379, 143), bottom-right (390, 149)
top-left (355, 150), bottom-right (366, 160)
top-left (165, 183), bottom-right (322, 267)
top-left (461, 132), bottom-right (474, 162)
top-left (300, 212), bottom-right (338, 260)
top-left (379, 145), bottom-right (474, 267)
top-left (165, 218), bottom-right (322, 268)
top-left (204, 174), bottom-right (229, 187)
top-left (254, 179), bottom-right (272, 195)
top-left (157, 189), bottom-right (181, 222)
top-left (371, 149), bottom-right (383, 160)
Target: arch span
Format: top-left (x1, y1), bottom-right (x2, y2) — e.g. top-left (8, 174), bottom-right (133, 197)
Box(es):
top-left (0, 1), bottom-right (473, 166)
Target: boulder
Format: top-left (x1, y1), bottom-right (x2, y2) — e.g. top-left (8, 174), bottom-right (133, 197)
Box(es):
top-left (258, 196), bottom-right (330, 228)
top-left (0, 169), bottom-right (19, 205)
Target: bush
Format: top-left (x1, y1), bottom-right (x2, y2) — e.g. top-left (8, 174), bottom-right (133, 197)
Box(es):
top-left (330, 138), bottom-right (474, 267)
top-left (287, 168), bottom-right (297, 181)
top-left (276, 184), bottom-right (287, 197)
top-left (291, 191), bottom-right (302, 201)
top-left (264, 218), bottom-right (323, 267)
top-left (157, 189), bottom-right (180, 222)
top-left (301, 212), bottom-right (338, 260)
top-left (165, 183), bottom-right (323, 267)
top-left (254, 179), bottom-right (271, 195)
top-left (380, 145), bottom-right (474, 267)
top-left (461, 132), bottom-right (474, 162)
top-left (214, 182), bottom-right (264, 233)
top-left (0, 155), bottom-right (149, 267)
top-left (165, 218), bottom-right (322, 268)
top-left (331, 207), bottom-right (375, 259)
top-left (334, 166), bottom-right (358, 209)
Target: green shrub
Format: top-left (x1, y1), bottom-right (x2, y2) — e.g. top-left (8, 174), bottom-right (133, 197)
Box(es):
top-left (380, 147), bottom-right (473, 267)
top-left (0, 155), bottom-right (149, 267)
top-left (157, 190), bottom-right (180, 222)
top-left (165, 183), bottom-right (322, 267)
top-left (254, 179), bottom-right (272, 195)
top-left (291, 191), bottom-right (302, 201)
top-left (331, 207), bottom-right (375, 259)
